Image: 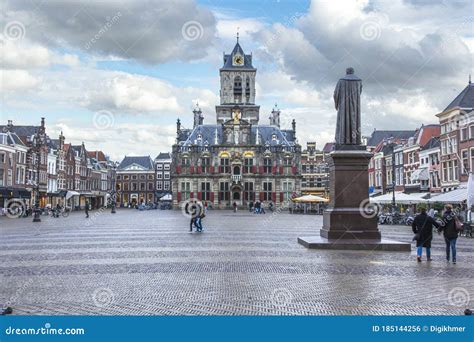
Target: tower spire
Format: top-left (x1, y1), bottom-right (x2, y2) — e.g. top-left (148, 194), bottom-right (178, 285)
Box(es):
top-left (236, 27), bottom-right (239, 43)
top-left (469, 74), bottom-right (471, 85)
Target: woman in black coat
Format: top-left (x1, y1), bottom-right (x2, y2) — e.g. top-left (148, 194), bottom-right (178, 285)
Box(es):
top-left (412, 207), bottom-right (440, 262)
top-left (439, 205), bottom-right (460, 264)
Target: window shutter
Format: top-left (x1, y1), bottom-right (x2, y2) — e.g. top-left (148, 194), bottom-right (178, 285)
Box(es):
top-left (280, 192), bottom-right (284, 203)
top-left (177, 192), bottom-right (181, 202)
top-left (272, 192), bottom-right (276, 202)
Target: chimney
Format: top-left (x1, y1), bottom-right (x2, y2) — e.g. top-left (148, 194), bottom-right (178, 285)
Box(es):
top-left (292, 119), bottom-right (296, 134)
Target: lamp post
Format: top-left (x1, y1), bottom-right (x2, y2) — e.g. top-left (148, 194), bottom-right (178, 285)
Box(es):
top-left (111, 164), bottom-right (117, 214)
top-left (32, 130), bottom-right (45, 222)
top-left (391, 149), bottom-right (396, 213)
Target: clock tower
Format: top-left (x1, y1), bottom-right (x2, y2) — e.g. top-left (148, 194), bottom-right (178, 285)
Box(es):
top-left (216, 34), bottom-right (260, 125)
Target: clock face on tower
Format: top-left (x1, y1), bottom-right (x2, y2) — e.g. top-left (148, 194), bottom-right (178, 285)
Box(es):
top-left (233, 54), bottom-right (244, 66)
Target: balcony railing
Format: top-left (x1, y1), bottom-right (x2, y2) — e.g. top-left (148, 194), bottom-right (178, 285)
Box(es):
top-left (231, 175), bottom-right (242, 183)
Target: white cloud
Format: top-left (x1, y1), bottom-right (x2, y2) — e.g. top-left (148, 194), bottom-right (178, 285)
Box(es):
top-left (0, 69), bottom-right (39, 91)
top-left (4, 0), bottom-right (217, 64)
top-left (48, 121), bottom-right (176, 161)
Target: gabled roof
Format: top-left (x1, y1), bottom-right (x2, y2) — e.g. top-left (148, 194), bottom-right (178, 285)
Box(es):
top-left (118, 156), bottom-right (154, 171)
top-left (0, 125), bottom-right (38, 138)
top-left (422, 137), bottom-right (440, 150)
top-left (367, 130), bottom-right (416, 147)
top-left (221, 40), bottom-right (254, 70)
top-left (443, 82), bottom-right (474, 112)
top-left (322, 142), bottom-right (335, 153)
top-left (416, 124), bottom-right (440, 146)
top-left (155, 152), bottom-right (171, 160)
top-left (0, 131), bottom-right (27, 147)
top-left (87, 150), bottom-right (107, 162)
top-left (178, 124), bottom-right (297, 147)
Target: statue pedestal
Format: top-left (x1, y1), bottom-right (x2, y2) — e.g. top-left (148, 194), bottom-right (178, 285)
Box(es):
top-left (298, 149), bottom-right (410, 252)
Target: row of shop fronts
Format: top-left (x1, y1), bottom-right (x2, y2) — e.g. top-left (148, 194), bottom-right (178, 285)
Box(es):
top-left (0, 188), bottom-right (108, 211)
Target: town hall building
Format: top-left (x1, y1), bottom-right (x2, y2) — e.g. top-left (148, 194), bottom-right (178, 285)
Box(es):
top-left (172, 37), bottom-right (302, 208)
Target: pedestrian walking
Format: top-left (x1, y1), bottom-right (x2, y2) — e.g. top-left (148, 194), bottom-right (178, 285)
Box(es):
top-left (412, 207), bottom-right (440, 262)
top-left (186, 201), bottom-right (196, 232)
top-left (233, 201), bottom-right (237, 213)
top-left (85, 200), bottom-right (89, 218)
top-left (439, 204), bottom-right (462, 264)
top-left (249, 201), bottom-right (254, 213)
top-left (196, 209), bottom-right (205, 232)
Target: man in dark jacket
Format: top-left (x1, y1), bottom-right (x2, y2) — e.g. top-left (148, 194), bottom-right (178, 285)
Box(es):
top-left (439, 204), bottom-right (459, 264)
top-left (412, 207), bottom-right (440, 262)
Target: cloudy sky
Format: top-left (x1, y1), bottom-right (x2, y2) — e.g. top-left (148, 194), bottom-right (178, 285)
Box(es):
top-left (1, 0), bottom-right (473, 160)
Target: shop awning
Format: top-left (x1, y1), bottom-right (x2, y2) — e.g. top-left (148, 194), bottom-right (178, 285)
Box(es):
top-left (159, 194), bottom-right (173, 201)
top-left (370, 192), bottom-right (429, 204)
top-left (411, 168), bottom-right (429, 181)
top-left (66, 191), bottom-right (80, 200)
top-left (427, 185), bottom-right (468, 204)
top-left (292, 194), bottom-right (329, 203)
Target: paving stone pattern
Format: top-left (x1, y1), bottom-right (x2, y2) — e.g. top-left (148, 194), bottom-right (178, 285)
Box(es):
top-left (0, 209), bottom-right (472, 315)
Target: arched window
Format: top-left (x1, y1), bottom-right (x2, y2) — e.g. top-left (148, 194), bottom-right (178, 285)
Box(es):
top-left (234, 76), bottom-right (242, 90)
top-left (234, 76), bottom-right (242, 102)
top-left (233, 165), bottom-right (241, 175)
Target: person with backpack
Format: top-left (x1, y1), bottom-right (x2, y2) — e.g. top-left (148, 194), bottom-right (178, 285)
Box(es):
top-left (439, 204), bottom-right (463, 264)
top-left (412, 207), bottom-right (440, 262)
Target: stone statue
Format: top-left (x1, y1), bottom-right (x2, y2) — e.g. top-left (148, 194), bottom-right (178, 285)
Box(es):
top-left (334, 67), bottom-right (362, 146)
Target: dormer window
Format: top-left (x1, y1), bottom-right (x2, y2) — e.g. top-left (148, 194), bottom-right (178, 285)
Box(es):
top-left (272, 134), bottom-right (277, 141)
top-left (197, 133), bottom-right (203, 140)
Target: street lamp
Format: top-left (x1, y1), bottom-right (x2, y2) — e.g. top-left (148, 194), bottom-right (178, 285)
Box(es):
top-left (32, 130), bottom-right (45, 222)
top-left (111, 163), bottom-right (117, 214)
top-left (392, 149), bottom-right (396, 213)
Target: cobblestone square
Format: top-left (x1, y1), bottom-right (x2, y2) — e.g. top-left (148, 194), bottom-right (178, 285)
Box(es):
top-left (1, 209), bottom-right (472, 315)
